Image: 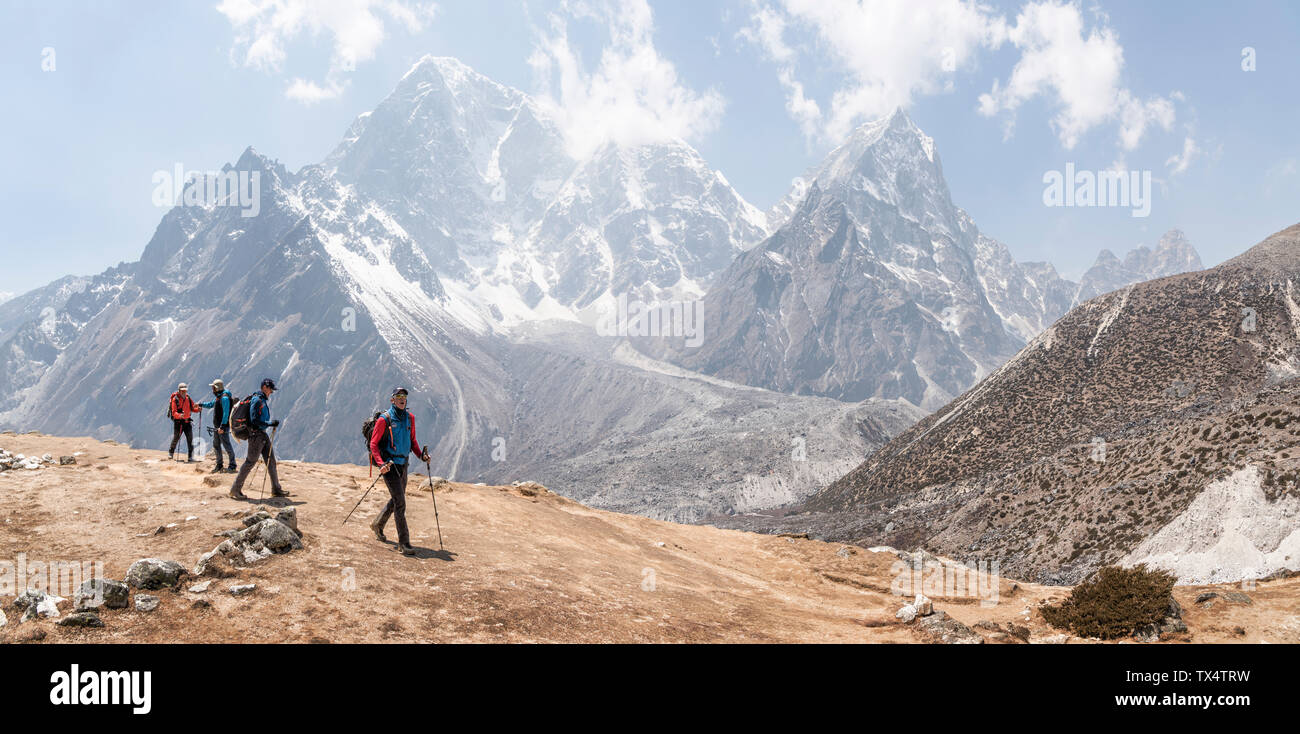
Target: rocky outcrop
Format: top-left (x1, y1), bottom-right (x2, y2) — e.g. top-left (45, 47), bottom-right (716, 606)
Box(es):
top-left (126, 559), bottom-right (188, 590)
top-left (193, 507), bottom-right (305, 576)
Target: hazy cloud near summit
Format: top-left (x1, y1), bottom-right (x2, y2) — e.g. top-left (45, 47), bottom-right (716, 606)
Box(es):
top-left (216, 0), bottom-right (437, 103)
top-left (527, 0), bottom-right (727, 160)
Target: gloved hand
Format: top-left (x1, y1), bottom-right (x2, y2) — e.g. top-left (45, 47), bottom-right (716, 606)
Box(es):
top-left (421, 448), bottom-right (430, 462)
top-left (379, 461), bottom-right (394, 475)
top-left (270, 420), bottom-right (280, 428)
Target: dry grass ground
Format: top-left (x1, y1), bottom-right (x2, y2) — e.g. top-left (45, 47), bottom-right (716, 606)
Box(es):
top-left (1, 434), bottom-right (1296, 643)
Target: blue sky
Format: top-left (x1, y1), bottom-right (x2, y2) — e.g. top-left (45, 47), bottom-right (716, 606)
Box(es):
top-left (1, 0), bottom-right (1298, 297)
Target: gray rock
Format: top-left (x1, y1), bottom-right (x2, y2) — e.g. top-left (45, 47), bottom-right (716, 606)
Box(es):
top-left (57, 611), bottom-right (104, 628)
top-left (125, 558), bottom-right (187, 590)
top-left (75, 579), bottom-right (130, 611)
top-left (256, 518), bottom-right (304, 553)
top-left (895, 604), bottom-right (918, 623)
top-left (14, 590), bottom-right (63, 620)
top-left (188, 581), bottom-right (212, 594)
top-left (134, 595), bottom-right (160, 612)
top-left (913, 594), bottom-right (933, 616)
top-left (58, 455), bottom-right (77, 465)
top-left (274, 506), bottom-right (298, 532)
top-left (229, 584), bottom-right (256, 596)
top-left (241, 510), bottom-right (272, 527)
top-left (0, 608), bottom-right (6, 627)
top-left (917, 611), bottom-right (983, 644)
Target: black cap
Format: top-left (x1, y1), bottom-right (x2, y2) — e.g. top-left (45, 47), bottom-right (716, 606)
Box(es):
top-left (391, 387), bottom-right (409, 397)
top-left (261, 378), bottom-right (277, 391)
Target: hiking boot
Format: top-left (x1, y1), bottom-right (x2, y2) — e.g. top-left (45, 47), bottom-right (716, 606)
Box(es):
top-left (369, 517), bottom-right (387, 542)
top-left (396, 544), bottom-right (417, 556)
top-left (167, 453), bottom-right (174, 461)
top-left (271, 488), bottom-right (291, 498)
top-left (210, 466), bottom-right (224, 474)
top-left (229, 491), bottom-right (249, 500)
top-left (224, 466), bottom-right (238, 474)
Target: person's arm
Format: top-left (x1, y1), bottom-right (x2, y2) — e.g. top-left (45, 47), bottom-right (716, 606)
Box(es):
top-left (409, 415), bottom-right (424, 459)
top-left (369, 416), bottom-right (389, 468)
top-left (198, 397), bottom-right (215, 409)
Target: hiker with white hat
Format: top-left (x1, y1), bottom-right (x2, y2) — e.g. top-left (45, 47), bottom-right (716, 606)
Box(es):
top-left (197, 378), bottom-right (237, 474)
top-left (166, 382), bottom-right (202, 462)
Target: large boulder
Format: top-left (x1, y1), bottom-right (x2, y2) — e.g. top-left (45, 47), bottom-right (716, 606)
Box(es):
top-left (75, 579), bottom-right (130, 611)
top-left (255, 518), bottom-right (303, 553)
top-left (125, 559), bottom-right (187, 590)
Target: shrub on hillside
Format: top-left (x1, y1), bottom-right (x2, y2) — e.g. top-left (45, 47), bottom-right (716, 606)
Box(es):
top-left (1040, 564), bottom-right (1176, 639)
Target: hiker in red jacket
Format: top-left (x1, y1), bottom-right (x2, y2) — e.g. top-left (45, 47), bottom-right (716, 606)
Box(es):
top-left (168, 383), bottom-right (202, 462)
top-left (368, 387), bottom-right (429, 555)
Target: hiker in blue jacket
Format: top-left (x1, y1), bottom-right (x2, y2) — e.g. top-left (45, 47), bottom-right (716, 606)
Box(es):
top-left (230, 378), bottom-right (288, 500)
top-left (198, 378), bottom-right (237, 474)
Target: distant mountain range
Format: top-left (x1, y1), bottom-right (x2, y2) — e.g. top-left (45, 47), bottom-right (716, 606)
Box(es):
top-left (633, 109), bottom-right (1202, 410)
top-left (0, 56), bottom-right (1209, 530)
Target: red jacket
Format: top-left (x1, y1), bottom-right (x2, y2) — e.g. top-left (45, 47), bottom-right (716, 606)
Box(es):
top-left (170, 393), bottom-right (201, 420)
top-left (369, 412), bottom-right (424, 467)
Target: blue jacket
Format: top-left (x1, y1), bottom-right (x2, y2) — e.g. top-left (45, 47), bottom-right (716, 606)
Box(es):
top-left (250, 393), bottom-right (272, 430)
top-left (383, 407), bottom-right (412, 465)
top-left (199, 390), bottom-right (233, 427)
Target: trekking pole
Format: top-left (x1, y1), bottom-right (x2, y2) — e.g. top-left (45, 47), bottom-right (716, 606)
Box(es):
top-left (425, 457), bottom-right (444, 550)
top-left (343, 472), bottom-right (384, 526)
top-left (259, 424), bottom-right (279, 500)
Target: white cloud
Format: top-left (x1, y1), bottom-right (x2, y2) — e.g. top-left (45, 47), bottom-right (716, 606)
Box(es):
top-left (977, 0), bottom-right (1174, 150)
top-left (742, 0), bottom-right (1006, 144)
top-left (745, 0), bottom-right (1178, 154)
top-left (1164, 133), bottom-right (1199, 176)
top-left (217, 0), bottom-right (436, 103)
top-left (528, 0), bottom-right (726, 160)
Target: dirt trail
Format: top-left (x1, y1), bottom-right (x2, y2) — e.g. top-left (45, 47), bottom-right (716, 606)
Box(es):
top-left (1, 434), bottom-right (1296, 643)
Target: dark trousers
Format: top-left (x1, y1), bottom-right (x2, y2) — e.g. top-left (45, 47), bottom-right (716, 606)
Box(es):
top-left (375, 462), bottom-right (410, 546)
top-left (212, 429), bottom-right (236, 469)
top-left (231, 429), bottom-right (280, 494)
top-left (169, 419), bottom-right (193, 458)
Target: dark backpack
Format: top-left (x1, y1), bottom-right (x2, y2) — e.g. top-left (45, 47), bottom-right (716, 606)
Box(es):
top-left (230, 395), bottom-right (256, 441)
top-left (362, 411), bottom-right (390, 466)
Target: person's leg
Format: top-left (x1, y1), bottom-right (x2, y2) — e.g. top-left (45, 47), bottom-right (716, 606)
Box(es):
top-left (230, 431), bottom-right (263, 496)
top-left (373, 470), bottom-right (398, 540)
top-left (183, 421), bottom-right (194, 459)
top-left (169, 420), bottom-right (182, 457)
top-left (265, 438), bottom-right (283, 494)
top-left (220, 431), bottom-right (236, 469)
top-left (222, 432), bottom-right (238, 472)
top-left (392, 463), bottom-right (410, 547)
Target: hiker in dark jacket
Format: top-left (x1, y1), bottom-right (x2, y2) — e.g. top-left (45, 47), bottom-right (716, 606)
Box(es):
top-left (168, 383), bottom-right (201, 462)
top-left (368, 387), bottom-right (429, 555)
top-left (198, 378), bottom-right (237, 474)
top-left (230, 378), bottom-right (287, 500)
